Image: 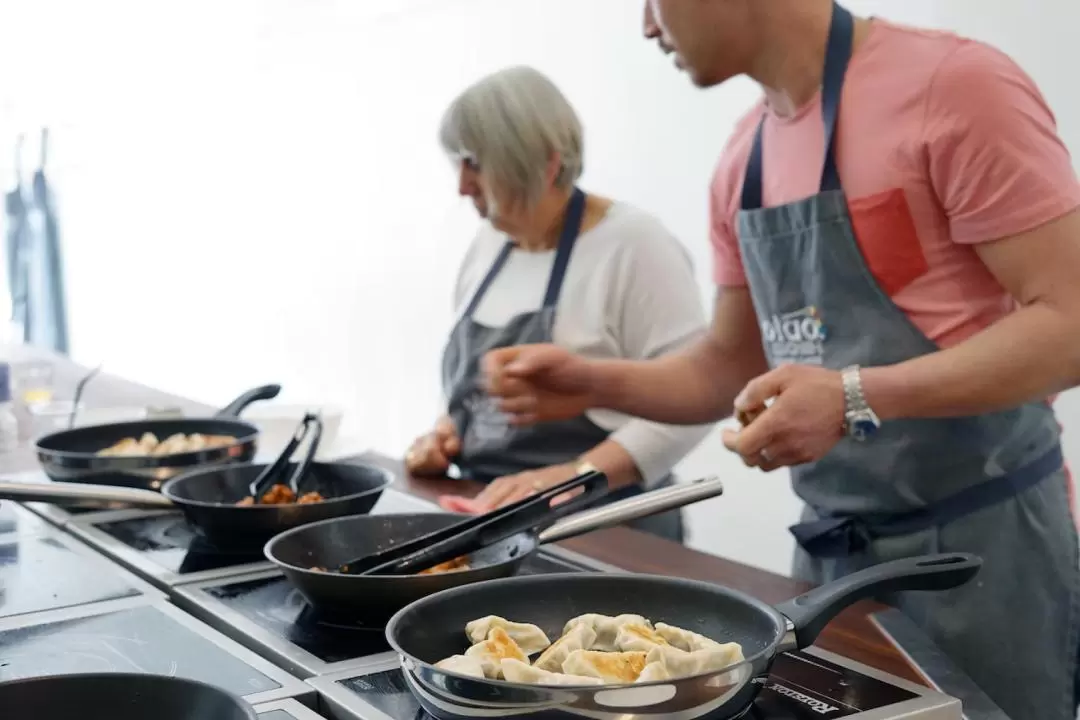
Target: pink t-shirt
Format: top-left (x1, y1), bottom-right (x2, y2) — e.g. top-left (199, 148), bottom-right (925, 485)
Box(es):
top-left (710, 19), bottom-right (1080, 350)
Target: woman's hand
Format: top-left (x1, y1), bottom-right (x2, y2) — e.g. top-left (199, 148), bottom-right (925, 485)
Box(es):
top-left (442, 462), bottom-right (583, 514)
top-left (482, 344), bottom-right (596, 425)
top-left (405, 416), bottom-right (461, 476)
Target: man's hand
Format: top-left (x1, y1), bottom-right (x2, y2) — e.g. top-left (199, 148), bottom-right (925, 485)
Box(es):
top-left (404, 416), bottom-right (460, 476)
top-left (482, 344), bottom-right (596, 425)
top-left (721, 365), bottom-right (845, 471)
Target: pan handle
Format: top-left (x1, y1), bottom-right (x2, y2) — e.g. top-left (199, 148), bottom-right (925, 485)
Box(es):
top-left (0, 480), bottom-right (175, 509)
top-left (214, 384), bottom-right (282, 418)
top-left (773, 553), bottom-right (982, 650)
top-left (536, 476), bottom-right (724, 545)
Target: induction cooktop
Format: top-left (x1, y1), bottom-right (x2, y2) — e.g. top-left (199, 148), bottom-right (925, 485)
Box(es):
top-left (67, 488), bottom-right (441, 588)
top-left (0, 597), bottom-right (312, 705)
top-left (308, 649), bottom-right (961, 720)
top-left (175, 548), bottom-right (620, 678)
top-left (0, 523), bottom-right (164, 620)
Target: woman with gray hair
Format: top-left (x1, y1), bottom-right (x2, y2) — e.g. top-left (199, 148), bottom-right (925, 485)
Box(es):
top-left (404, 65), bottom-right (711, 542)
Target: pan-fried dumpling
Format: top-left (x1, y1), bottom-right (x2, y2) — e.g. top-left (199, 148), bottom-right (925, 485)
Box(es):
top-left (435, 654), bottom-right (486, 679)
top-left (635, 661), bottom-right (673, 683)
top-left (464, 627), bottom-right (528, 679)
top-left (500, 659), bottom-right (603, 686)
top-left (534, 623), bottom-right (596, 672)
top-left (641, 642), bottom-right (745, 678)
top-left (562, 649), bottom-right (648, 683)
top-left (465, 616), bottom-right (551, 655)
top-left (615, 623), bottom-right (671, 653)
top-left (562, 614), bottom-right (650, 652)
top-left (654, 622), bottom-right (727, 653)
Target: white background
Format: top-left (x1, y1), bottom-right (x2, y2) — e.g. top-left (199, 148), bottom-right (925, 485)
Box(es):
top-left (0, 0), bottom-right (1077, 574)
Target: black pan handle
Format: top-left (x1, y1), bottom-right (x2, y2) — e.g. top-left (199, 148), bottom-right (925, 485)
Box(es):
top-left (774, 553), bottom-right (982, 649)
top-left (286, 413), bottom-right (323, 494)
top-left (215, 384), bottom-right (282, 418)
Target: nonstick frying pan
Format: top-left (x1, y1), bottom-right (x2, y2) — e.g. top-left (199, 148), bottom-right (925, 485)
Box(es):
top-left (0, 673), bottom-right (256, 720)
top-left (0, 459), bottom-right (393, 549)
top-left (385, 553), bottom-right (981, 720)
top-left (34, 383), bottom-right (281, 490)
top-left (265, 478), bottom-right (726, 624)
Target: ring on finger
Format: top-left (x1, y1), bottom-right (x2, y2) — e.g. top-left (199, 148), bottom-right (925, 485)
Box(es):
top-left (531, 480), bottom-right (545, 491)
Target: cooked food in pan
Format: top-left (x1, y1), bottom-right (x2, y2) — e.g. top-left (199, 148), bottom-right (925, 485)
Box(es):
top-left (235, 484), bottom-right (325, 506)
top-left (436, 613), bottom-right (744, 685)
top-left (418, 555), bottom-right (471, 575)
top-left (97, 432), bottom-right (236, 457)
top-left (307, 554), bottom-right (472, 575)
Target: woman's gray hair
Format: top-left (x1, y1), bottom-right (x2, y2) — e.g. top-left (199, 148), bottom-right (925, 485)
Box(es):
top-left (439, 65), bottom-right (584, 213)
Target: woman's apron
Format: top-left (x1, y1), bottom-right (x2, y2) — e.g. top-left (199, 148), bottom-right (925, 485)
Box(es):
top-left (441, 188), bottom-right (685, 543)
top-left (735, 5), bottom-right (1080, 719)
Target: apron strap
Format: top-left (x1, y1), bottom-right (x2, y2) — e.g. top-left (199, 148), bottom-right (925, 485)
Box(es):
top-left (541, 186), bottom-right (587, 308)
top-left (462, 242), bottom-right (513, 318)
top-left (740, 2), bottom-right (855, 210)
top-left (790, 443), bottom-right (1065, 557)
top-left (462, 187), bottom-right (587, 318)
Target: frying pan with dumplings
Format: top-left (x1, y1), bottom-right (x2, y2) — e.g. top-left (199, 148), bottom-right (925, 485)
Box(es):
top-left (386, 553), bottom-right (981, 719)
top-left (35, 384), bottom-right (282, 490)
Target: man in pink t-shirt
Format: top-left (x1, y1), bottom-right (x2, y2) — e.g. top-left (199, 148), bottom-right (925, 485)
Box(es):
top-left (480, 1), bottom-right (1080, 717)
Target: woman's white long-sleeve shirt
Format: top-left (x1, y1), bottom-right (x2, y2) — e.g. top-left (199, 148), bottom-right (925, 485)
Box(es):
top-left (450, 201), bottom-right (715, 486)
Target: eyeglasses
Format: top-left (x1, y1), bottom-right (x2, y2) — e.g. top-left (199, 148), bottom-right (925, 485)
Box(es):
top-left (452, 152), bottom-right (480, 172)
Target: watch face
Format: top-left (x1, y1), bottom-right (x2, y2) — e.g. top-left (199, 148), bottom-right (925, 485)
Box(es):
top-left (847, 411), bottom-right (880, 441)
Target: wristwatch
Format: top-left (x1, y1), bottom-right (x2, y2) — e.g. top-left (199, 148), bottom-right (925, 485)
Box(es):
top-left (841, 365), bottom-right (880, 441)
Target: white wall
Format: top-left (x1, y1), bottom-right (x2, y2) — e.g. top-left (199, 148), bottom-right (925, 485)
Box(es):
top-left (1, 0), bottom-right (1076, 575)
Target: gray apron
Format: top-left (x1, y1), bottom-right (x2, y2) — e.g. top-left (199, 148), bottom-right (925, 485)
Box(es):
top-left (735, 5), bottom-right (1080, 719)
top-left (442, 188), bottom-right (684, 543)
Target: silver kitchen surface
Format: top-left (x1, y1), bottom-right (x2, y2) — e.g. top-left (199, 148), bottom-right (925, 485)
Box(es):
top-left (174, 546), bottom-right (619, 679)
top-left (0, 596), bottom-right (314, 706)
top-left (308, 648), bottom-right (961, 720)
top-left (255, 698), bottom-right (331, 719)
top-left (0, 522), bottom-right (164, 620)
top-left (0, 499), bottom-right (52, 536)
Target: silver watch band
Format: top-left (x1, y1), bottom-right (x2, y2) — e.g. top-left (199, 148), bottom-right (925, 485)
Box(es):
top-left (842, 364), bottom-right (868, 414)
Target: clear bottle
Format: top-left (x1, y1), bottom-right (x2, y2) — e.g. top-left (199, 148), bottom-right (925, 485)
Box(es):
top-left (0, 363), bottom-right (21, 453)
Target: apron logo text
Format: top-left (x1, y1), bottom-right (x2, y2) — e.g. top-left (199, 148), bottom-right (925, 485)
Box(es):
top-left (760, 306), bottom-right (827, 366)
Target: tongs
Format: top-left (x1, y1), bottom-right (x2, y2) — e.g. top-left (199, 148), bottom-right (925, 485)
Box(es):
top-left (247, 412), bottom-right (324, 501)
top-left (336, 469), bottom-right (609, 576)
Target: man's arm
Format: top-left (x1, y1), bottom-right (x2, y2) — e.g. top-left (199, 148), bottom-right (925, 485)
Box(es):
top-left (864, 209), bottom-right (1080, 420)
top-left (590, 287), bottom-right (768, 425)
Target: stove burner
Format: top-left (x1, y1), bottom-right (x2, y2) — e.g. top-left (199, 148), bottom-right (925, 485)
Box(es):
top-left (0, 605), bottom-right (283, 697)
top-left (0, 534), bottom-right (142, 619)
top-left (95, 514), bottom-right (265, 574)
top-left (206, 576), bottom-right (392, 661)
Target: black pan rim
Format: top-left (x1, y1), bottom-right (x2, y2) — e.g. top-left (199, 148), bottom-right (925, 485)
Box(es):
top-left (384, 571), bottom-right (787, 690)
top-left (263, 510), bottom-right (480, 575)
top-left (34, 418), bottom-right (260, 462)
top-left (161, 463), bottom-right (395, 511)
top-left (0, 670), bottom-right (254, 695)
